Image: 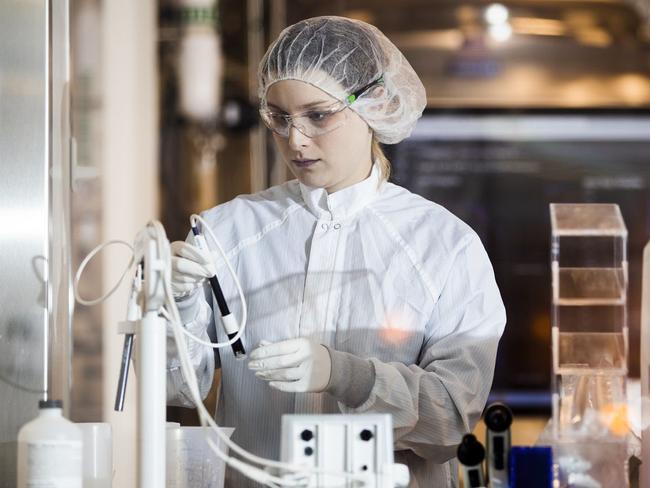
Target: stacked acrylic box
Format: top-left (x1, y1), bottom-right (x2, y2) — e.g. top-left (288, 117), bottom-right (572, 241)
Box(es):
top-left (549, 203), bottom-right (630, 487)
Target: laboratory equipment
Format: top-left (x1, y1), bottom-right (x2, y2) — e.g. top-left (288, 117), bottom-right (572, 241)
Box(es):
top-left (549, 203), bottom-right (630, 487)
top-left (484, 402), bottom-right (512, 487)
top-left (167, 425), bottom-right (234, 488)
top-left (77, 218), bottom-right (405, 487)
top-left (17, 400), bottom-right (82, 488)
top-left (280, 414), bottom-right (409, 488)
top-left (121, 223), bottom-right (169, 488)
top-left (78, 422), bottom-right (112, 488)
top-left (456, 433), bottom-right (486, 488)
top-left (190, 221), bottom-right (246, 358)
top-left (640, 240), bottom-right (650, 487)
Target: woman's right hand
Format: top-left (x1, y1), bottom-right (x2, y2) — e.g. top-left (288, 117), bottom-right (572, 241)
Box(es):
top-left (170, 241), bottom-right (215, 298)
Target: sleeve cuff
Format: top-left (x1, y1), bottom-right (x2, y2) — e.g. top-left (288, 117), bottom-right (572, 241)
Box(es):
top-left (324, 347), bottom-right (376, 408)
top-left (175, 288), bottom-right (202, 324)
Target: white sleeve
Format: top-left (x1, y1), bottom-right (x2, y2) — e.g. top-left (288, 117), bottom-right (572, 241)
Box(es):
top-left (339, 235), bottom-right (506, 463)
top-left (166, 287), bottom-right (217, 407)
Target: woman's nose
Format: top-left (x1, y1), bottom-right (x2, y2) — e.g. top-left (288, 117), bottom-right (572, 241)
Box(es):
top-left (288, 124), bottom-right (310, 150)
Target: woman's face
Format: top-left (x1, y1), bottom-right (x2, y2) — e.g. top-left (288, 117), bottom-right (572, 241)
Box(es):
top-left (265, 79), bottom-right (373, 193)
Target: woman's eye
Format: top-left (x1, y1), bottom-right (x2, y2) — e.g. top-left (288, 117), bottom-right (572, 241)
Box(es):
top-left (307, 111), bottom-right (329, 122)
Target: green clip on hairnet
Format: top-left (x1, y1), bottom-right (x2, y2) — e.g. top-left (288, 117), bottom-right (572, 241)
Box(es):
top-left (258, 16), bottom-right (427, 144)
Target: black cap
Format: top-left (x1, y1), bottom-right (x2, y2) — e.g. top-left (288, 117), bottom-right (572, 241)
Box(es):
top-left (457, 434), bottom-right (485, 466)
top-left (39, 399), bottom-right (63, 409)
top-left (484, 403), bottom-right (513, 432)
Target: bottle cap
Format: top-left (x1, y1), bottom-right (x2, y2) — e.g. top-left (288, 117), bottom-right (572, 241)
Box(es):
top-left (39, 399), bottom-right (63, 409)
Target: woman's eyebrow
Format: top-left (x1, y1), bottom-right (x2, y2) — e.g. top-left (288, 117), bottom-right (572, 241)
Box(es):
top-left (298, 100), bottom-right (330, 109)
top-left (267, 100), bottom-right (330, 111)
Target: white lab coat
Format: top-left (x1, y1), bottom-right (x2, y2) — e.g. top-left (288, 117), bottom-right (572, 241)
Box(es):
top-left (167, 164), bottom-right (506, 487)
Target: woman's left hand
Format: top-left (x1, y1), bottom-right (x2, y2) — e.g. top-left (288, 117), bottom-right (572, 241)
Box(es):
top-left (248, 338), bottom-right (332, 393)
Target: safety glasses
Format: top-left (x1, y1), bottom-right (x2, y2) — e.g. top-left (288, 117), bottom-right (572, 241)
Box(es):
top-left (259, 101), bottom-right (348, 138)
top-left (260, 76), bottom-right (384, 139)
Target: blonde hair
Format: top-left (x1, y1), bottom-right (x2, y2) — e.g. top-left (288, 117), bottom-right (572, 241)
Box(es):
top-left (371, 136), bottom-right (391, 182)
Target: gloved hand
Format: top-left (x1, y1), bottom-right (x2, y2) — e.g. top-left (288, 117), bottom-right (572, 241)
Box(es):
top-left (248, 338), bottom-right (332, 393)
top-left (170, 240), bottom-right (215, 299)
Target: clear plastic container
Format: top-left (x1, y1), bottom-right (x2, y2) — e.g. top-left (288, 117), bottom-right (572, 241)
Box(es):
top-left (549, 203), bottom-right (630, 487)
top-left (553, 436), bottom-right (629, 488)
top-left (77, 422), bottom-right (112, 488)
top-left (166, 425), bottom-right (234, 488)
top-left (550, 204), bottom-right (629, 425)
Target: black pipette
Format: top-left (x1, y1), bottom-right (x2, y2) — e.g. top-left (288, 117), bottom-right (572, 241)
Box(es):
top-left (191, 223), bottom-right (246, 359)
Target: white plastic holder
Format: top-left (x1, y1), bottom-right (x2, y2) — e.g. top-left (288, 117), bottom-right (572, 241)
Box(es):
top-left (136, 310), bottom-right (166, 488)
top-left (127, 224), bottom-right (169, 488)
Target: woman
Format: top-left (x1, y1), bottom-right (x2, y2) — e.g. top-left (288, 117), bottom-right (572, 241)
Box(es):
top-left (167, 16), bottom-right (506, 487)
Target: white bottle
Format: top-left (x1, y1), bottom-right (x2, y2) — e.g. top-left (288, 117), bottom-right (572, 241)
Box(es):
top-left (17, 399), bottom-right (83, 488)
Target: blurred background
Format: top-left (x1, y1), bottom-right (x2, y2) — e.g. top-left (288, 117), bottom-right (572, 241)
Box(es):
top-left (2, 0), bottom-right (650, 486)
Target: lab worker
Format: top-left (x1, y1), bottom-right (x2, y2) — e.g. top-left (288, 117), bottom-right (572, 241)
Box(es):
top-left (167, 16), bottom-right (506, 487)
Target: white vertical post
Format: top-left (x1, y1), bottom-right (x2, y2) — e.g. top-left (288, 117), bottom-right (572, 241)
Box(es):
top-left (101, 0), bottom-right (158, 486)
top-left (247, 0), bottom-right (267, 193)
top-left (137, 310), bottom-right (166, 488)
top-left (640, 242), bottom-right (650, 487)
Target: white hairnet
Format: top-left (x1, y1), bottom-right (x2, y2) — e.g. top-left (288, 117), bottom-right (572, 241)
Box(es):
top-left (258, 16), bottom-right (427, 144)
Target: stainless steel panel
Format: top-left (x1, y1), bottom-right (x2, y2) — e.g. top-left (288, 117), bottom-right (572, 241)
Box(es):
top-left (0, 0), bottom-right (71, 485)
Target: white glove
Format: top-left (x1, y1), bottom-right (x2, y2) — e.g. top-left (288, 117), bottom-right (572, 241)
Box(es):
top-left (248, 338), bottom-right (332, 393)
top-left (170, 240), bottom-right (215, 298)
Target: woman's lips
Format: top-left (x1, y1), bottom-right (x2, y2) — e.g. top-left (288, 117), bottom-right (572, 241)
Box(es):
top-left (292, 158), bottom-right (320, 168)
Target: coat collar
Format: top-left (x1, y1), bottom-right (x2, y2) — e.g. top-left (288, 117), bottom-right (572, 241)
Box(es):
top-left (298, 164), bottom-right (382, 221)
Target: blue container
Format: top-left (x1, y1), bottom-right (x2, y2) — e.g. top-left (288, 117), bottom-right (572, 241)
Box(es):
top-left (509, 446), bottom-right (553, 488)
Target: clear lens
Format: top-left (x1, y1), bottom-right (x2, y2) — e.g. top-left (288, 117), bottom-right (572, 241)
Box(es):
top-left (259, 103), bottom-right (347, 138)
